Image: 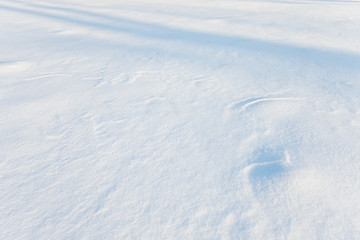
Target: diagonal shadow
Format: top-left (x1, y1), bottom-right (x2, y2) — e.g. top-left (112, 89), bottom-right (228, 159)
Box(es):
top-left (1, 2), bottom-right (360, 69)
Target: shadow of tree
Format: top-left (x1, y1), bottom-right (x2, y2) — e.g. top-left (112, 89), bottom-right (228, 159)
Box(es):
top-left (1, 1), bottom-right (360, 69)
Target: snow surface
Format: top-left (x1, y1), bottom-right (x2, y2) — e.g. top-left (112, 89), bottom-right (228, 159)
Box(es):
top-left (1, 0), bottom-right (360, 239)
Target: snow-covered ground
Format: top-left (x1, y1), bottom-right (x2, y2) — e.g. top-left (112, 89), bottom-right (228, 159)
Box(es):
top-left (1, 0), bottom-right (360, 239)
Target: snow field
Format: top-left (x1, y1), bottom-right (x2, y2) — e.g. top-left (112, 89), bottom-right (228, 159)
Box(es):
top-left (1, 0), bottom-right (360, 239)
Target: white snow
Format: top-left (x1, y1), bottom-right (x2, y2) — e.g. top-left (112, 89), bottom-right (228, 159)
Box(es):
top-left (1, 0), bottom-right (360, 239)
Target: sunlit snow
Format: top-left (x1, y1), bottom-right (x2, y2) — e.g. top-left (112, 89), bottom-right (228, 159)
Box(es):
top-left (1, 0), bottom-right (360, 239)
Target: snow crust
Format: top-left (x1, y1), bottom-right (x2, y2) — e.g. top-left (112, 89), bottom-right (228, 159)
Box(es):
top-left (1, 0), bottom-right (360, 239)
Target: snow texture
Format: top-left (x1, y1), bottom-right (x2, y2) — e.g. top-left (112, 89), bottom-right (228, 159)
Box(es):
top-left (1, 0), bottom-right (360, 239)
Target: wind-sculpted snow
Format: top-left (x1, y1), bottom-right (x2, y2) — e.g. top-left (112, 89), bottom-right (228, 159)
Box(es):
top-left (1, 0), bottom-right (360, 239)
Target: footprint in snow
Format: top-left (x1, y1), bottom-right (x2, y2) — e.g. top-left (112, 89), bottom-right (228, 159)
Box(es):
top-left (244, 147), bottom-right (292, 192)
top-left (230, 96), bottom-right (303, 113)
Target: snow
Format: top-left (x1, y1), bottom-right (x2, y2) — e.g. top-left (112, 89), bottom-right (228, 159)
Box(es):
top-left (1, 0), bottom-right (360, 239)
